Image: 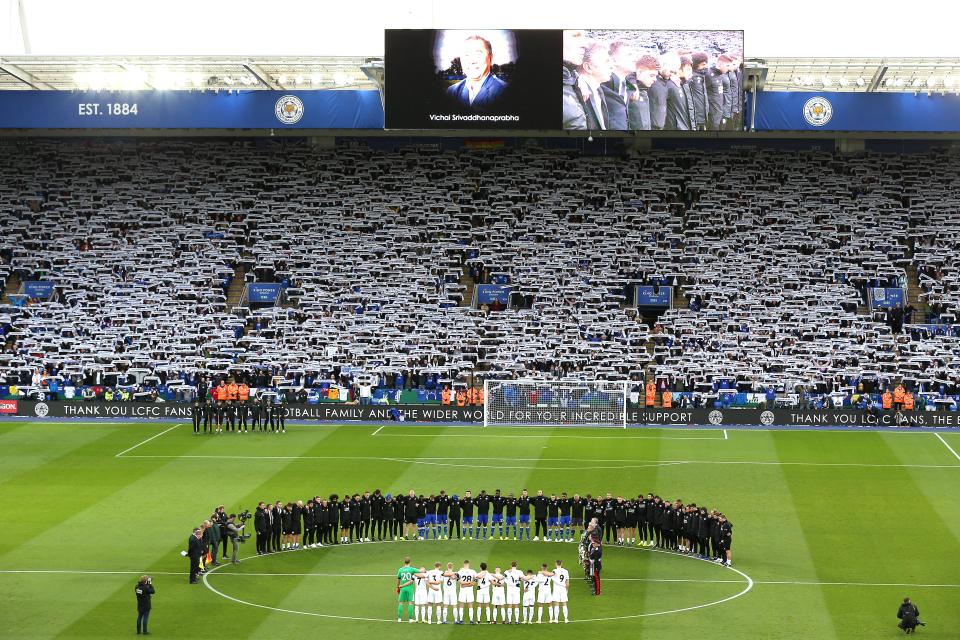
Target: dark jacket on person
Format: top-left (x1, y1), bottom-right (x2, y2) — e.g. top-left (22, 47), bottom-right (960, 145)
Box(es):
top-left (688, 70), bottom-right (710, 129)
top-left (188, 533), bottom-right (204, 560)
top-left (627, 81), bottom-right (652, 130)
top-left (135, 582), bottom-right (155, 613)
top-left (665, 80), bottom-right (692, 130)
top-left (648, 77), bottom-right (669, 130)
top-left (254, 507), bottom-right (268, 534)
top-left (561, 65), bottom-right (588, 130)
top-left (897, 603), bottom-right (920, 627)
top-left (705, 67), bottom-right (728, 130)
top-left (601, 74), bottom-right (631, 131)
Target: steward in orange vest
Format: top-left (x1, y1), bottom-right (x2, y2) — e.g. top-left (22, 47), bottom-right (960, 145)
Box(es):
top-left (662, 390), bottom-right (672, 409)
top-left (645, 381), bottom-right (656, 407)
top-left (441, 386), bottom-right (452, 405)
top-left (455, 389), bottom-right (467, 407)
top-left (903, 392), bottom-right (914, 411)
top-left (882, 391), bottom-right (893, 410)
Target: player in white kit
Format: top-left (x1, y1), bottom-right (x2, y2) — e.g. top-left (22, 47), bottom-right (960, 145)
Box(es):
top-left (425, 562), bottom-right (445, 624)
top-left (474, 563), bottom-right (491, 623)
top-left (548, 559), bottom-right (570, 623)
top-left (503, 561), bottom-right (524, 625)
top-left (413, 567), bottom-right (429, 623)
top-left (535, 563), bottom-right (553, 623)
top-left (456, 560), bottom-right (477, 624)
top-left (521, 569), bottom-right (537, 624)
top-left (490, 567), bottom-right (506, 623)
top-left (441, 562), bottom-right (460, 624)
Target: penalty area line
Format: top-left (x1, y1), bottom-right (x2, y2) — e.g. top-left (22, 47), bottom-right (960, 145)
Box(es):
top-left (115, 423), bottom-right (182, 457)
top-left (934, 433), bottom-right (960, 463)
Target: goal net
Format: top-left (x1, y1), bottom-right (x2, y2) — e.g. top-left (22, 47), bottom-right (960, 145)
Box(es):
top-left (483, 379), bottom-right (628, 428)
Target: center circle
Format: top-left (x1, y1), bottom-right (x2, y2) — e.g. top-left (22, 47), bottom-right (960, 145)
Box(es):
top-left (203, 539), bottom-right (752, 623)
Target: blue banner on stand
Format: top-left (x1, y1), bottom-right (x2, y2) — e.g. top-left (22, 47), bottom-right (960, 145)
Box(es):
top-left (476, 285), bottom-right (511, 305)
top-left (869, 287), bottom-right (905, 309)
top-left (247, 283), bottom-right (282, 304)
top-left (0, 90), bottom-right (383, 129)
top-left (752, 91), bottom-right (960, 132)
top-left (635, 285), bottom-right (672, 307)
top-left (22, 281), bottom-right (55, 299)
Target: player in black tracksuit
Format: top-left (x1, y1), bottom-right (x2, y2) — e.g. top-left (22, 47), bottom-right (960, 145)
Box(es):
top-left (613, 498), bottom-right (627, 545)
top-left (359, 493), bottom-right (371, 542)
top-left (532, 492), bottom-right (548, 540)
top-left (436, 491), bottom-right (450, 539)
top-left (326, 497), bottom-right (339, 544)
top-left (475, 491), bottom-right (490, 540)
top-left (370, 490), bottom-right (384, 541)
top-left (571, 495), bottom-right (585, 536)
top-left (383, 495), bottom-right (396, 540)
top-left (448, 495), bottom-right (461, 539)
top-left (349, 495), bottom-right (362, 542)
top-left (603, 496), bottom-right (616, 544)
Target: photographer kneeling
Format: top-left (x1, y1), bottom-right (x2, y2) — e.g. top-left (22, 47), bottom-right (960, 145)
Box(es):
top-left (897, 597), bottom-right (925, 634)
top-left (224, 514), bottom-right (245, 565)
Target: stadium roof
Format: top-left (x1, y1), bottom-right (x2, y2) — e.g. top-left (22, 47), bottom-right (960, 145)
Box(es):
top-left (3, 55), bottom-right (960, 94)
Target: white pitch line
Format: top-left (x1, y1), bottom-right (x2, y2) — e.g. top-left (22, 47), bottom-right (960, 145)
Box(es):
top-left (373, 432), bottom-right (725, 441)
top-left (115, 453), bottom-right (960, 469)
top-left (723, 429), bottom-right (728, 440)
top-left (114, 423), bottom-right (182, 457)
top-left (370, 425), bottom-right (384, 436)
top-left (0, 570), bottom-right (184, 576)
top-left (934, 433), bottom-right (960, 463)
top-left (4, 569), bottom-right (957, 591)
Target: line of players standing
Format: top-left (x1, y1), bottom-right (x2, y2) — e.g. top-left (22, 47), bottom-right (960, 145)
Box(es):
top-left (190, 377), bottom-right (288, 434)
top-left (249, 489), bottom-right (734, 567)
top-left (563, 35), bottom-right (744, 131)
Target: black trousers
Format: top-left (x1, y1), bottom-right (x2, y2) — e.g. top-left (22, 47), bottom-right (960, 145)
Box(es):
top-left (238, 409), bottom-right (247, 430)
top-left (604, 520), bottom-right (615, 543)
top-left (220, 537), bottom-right (228, 558)
top-left (360, 518), bottom-right (371, 539)
top-left (192, 415), bottom-right (201, 433)
top-left (534, 517), bottom-right (547, 538)
top-left (189, 557), bottom-right (200, 583)
top-left (304, 526), bottom-right (314, 546)
top-left (256, 530), bottom-right (268, 553)
top-left (271, 527), bottom-right (281, 551)
top-left (449, 518), bottom-right (461, 538)
top-left (373, 517), bottom-right (385, 539)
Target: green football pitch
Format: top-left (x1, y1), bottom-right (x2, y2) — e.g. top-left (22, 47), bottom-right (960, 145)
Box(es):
top-left (1, 420), bottom-right (959, 639)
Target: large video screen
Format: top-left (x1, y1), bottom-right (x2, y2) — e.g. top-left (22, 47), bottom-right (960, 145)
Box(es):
top-left (385, 29), bottom-right (743, 132)
top-left (384, 29), bottom-right (560, 130)
top-left (562, 30), bottom-right (743, 132)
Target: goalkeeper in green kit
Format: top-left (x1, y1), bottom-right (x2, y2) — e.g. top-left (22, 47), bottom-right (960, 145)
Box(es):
top-left (396, 556), bottom-right (418, 622)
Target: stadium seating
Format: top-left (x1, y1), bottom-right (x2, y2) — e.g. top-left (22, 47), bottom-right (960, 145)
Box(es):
top-left (2, 140), bottom-right (959, 403)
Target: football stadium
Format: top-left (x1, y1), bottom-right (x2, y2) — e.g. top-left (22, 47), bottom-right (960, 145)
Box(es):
top-left (1, 2), bottom-right (960, 638)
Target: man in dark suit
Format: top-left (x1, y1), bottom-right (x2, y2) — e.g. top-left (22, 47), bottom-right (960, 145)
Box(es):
top-left (663, 53), bottom-right (691, 130)
top-left (706, 56), bottom-right (731, 131)
top-left (576, 42), bottom-right (613, 130)
top-left (727, 53), bottom-right (743, 130)
top-left (187, 528), bottom-right (203, 584)
top-left (648, 53), bottom-right (676, 131)
top-left (254, 501), bottom-right (269, 555)
top-left (601, 40), bottom-right (635, 131)
top-left (679, 56), bottom-right (698, 130)
top-left (628, 55), bottom-right (660, 131)
top-left (445, 35), bottom-right (507, 113)
top-left (270, 500), bottom-right (283, 552)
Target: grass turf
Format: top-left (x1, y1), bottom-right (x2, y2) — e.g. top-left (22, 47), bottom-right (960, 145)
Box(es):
top-left (0, 420), bottom-right (958, 639)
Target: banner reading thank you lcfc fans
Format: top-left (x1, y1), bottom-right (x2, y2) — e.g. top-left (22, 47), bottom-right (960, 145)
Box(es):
top-left (12, 401), bottom-right (960, 427)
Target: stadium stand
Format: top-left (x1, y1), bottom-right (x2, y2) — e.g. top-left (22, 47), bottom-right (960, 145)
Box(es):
top-left (2, 139), bottom-right (959, 409)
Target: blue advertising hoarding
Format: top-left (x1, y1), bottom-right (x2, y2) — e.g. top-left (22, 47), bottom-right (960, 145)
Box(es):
top-left (635, 285), bottom-right (672, 308)
top-left (247, 283), bottom-right (283, 304)
top-left (752, 91), bottom-right (960, 132)
top-left (868, 287), bottom-right (906, 309)
top-left (475, 284), bottom-right (510, 305)
top-left (22, 281), bottom-right (55, 299)
top-left (0, 90), bottom-right (383, 129)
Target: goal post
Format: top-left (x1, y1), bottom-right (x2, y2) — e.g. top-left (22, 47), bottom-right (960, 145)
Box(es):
top-left (483, 379), bottom-right (629, 428)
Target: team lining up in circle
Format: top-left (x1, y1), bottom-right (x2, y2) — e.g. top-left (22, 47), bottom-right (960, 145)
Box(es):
top-left (396, 556), bottom-right (572, 625)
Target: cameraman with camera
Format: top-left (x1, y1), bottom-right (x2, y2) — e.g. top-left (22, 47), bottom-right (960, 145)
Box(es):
top-left (135, 575), bottom-right (155, 635)
top-left (223, 513), bottom-right (246, 564)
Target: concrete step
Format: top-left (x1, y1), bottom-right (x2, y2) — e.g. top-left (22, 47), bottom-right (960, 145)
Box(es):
top-left (226, 263), bottom-right (247, 308)
top-left (460, 267), bottom-right (476, 307)
top-left (2, 271), bottom-right (21, 304)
